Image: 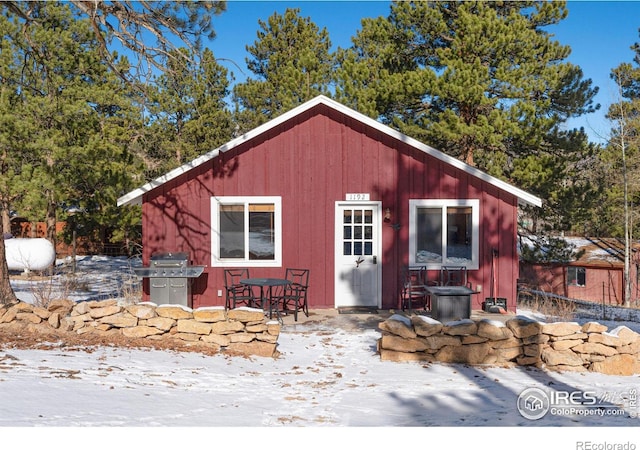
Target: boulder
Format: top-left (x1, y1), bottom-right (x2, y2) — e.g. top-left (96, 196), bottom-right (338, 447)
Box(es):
top-left (379, 348), bottom-right (435, 362)
top-left (126, 304), bottom-right (157, 320)
top-left (122, 326), bottom-right (165, 338)
top-left (551, 339), bottom-right (583, 351)
top-left (227, 307), bottom-right (265, 323)
top-left (587, 332), bottom-right (621, 347)
top-left (98, 312), bottom-right (138, 328)
top-left (411, 315), bottom-right (443, 337)
top-left (176, 319), bottom-right (212, 335)
top-left (146, 316), bottom-right (175, 331)
top-left (442, 319), bottom-right (477, 336)
top-left (541, 348), bottom-right (584, 367)
top-left (210, 320), bottom-right (245, 334)
top-left (541, 322), bottom-right (582, 337)
top-left (506, 317), bottom-right (542, 338)
top-left (477, 319), bottom-right (514, 341)
top-left (380, 334), bottom-right (429, 353)
top-left (582, 322), bottom-right (608, 333)
top-left (436, 343), bottom-right (492, 365)
top-left (156, 305), bottom-right (193, 320)
top-left (89, 305), bottom-right (123, 319)
top-left (589, 354), bottom-right (640, 376)
top-left (424, 334), bottom-right (462, 350)
top-left (379, 314), bottom-right (417, 339)
top-left (571, 342), bottom-right (618, 357)
top-left (608, 326), bottom-right (640, 346)
top-left (193, 307), bottom-right (227, 323)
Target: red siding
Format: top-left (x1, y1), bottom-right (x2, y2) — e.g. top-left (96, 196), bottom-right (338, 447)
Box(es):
top-left (141, 104), bottom-right (523, 311)
top-left (520, 262), bottom-right (637, 306)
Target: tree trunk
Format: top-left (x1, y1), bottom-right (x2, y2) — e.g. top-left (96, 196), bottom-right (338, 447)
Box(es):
top-left (0, 237), bottom-right (17, 304)
top-left (45, 190), bottom-right (57, 251)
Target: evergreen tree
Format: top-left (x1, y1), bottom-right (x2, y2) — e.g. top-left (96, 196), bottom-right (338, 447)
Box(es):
top-left (143, 48), bottom-right (234, 179)
top-left (0, 1), bottom-right (223, 304)
top-left (335, 1), bottom-right (600, 234)
top-left (232, 8), bottom-right (334, 133)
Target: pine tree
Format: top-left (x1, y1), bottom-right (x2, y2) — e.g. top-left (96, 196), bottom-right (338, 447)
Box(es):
top-left (143, 48), bottom-right (234, 179)
top-left (334, 1), bottom-right (600, 234)
top-left (232, 8), bottom-right (334, 133)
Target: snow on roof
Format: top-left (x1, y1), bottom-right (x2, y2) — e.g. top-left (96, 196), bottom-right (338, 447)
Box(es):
top-left (521, 235), bottom-right (640, 266)
top-left (117, 95), bottom-right (542, 208)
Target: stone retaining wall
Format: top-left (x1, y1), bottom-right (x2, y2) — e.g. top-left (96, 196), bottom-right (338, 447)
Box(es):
top-left (378, 314), bottom-right (640, 376)
top-left (0, 299), bottom-right (280, 357)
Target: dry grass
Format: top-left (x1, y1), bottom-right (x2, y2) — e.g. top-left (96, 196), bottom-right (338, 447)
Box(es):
top-left (517, 289), bottom-right (577, 322)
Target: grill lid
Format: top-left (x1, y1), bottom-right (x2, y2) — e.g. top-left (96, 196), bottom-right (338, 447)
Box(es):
top-left (151, 251), bottom-right (189, 261)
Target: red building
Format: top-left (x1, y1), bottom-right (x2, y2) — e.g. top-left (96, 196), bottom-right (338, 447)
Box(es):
top-left (118, 96), bottom-right (541, 311)
top-left (519, 237), bottom-right (640, 306)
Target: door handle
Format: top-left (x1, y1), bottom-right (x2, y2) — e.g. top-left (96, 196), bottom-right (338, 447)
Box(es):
top-left (373, 256), bottom-right (377, 264)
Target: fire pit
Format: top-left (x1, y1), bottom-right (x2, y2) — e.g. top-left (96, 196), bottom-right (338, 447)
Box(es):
top-left (133, 252), bottom-right (205, 307)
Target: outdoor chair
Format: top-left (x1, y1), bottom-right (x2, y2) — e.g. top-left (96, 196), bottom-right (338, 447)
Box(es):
top-left (224, 268), bottom-right (256, 309)
top-left (440, 266), bottom-right (471, 288)
top-left (276, 268), bottom-right (309, 321)
top-left (400, 266), bottom-right (432, 312)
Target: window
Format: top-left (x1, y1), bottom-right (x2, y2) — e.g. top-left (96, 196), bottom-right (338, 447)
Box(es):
top-left (211, 196), bottom-right (282, 267)
top-left (409, 199), bottom-right (479, 269)
top-left (567, 266), bottom-right (586, 287)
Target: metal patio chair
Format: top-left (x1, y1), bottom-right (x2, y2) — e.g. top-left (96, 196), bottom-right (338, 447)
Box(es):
top-left (277, 268), bottom-right (310, 321)
top-left (440, 266), bottom-right (471, 288)
top-left (224, 268), bottom-right (256, 309)
top-left (400, 266), bottom-right (432, 312)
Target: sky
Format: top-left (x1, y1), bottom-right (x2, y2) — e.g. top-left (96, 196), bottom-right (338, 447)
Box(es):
top-left (3, 255), bottom-right (640, 445)
top-left (205, 0), bottom-right (640, 145)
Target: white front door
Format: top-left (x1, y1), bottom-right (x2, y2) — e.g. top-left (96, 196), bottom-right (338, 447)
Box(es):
top-left (334, 202), bottom-right (381, 308)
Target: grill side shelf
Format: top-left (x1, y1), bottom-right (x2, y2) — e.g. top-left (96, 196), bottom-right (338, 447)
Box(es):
top-left (133, 266), bottom-right (205, 278)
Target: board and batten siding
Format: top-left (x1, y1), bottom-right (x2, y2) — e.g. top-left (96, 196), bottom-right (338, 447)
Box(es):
top-left (140, 105), bottom-right (522, 311)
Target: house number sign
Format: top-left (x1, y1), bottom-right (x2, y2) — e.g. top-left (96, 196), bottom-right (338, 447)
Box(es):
top-left (345, 193), bottom-right (370, 201)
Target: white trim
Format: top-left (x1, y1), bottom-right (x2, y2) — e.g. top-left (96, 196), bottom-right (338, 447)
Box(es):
top-left (210, 196), bottom-right (282, 268)
top-left (409, 199), bottom-right (480, 270)
top-left (117, 95), bottom-right (542, 208)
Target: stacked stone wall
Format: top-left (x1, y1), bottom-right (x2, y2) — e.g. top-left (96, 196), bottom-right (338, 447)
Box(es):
top-left (0, 299), bottom-right (280, 357)
top-left (379, 314), bottom-right (640, 376)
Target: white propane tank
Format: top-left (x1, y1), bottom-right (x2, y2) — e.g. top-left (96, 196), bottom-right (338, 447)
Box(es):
top-left (5, 238), bottom-right (56, 272)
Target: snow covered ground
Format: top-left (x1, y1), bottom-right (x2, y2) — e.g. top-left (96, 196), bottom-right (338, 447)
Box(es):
top-left (2, 256), bottom-right (639, 448)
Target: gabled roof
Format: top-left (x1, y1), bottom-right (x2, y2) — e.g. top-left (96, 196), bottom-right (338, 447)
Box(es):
top-left (117, 95), bottom-right (543, 208)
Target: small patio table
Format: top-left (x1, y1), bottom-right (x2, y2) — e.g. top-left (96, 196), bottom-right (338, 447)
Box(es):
top-left (240, 278), bottom-right (291, 322)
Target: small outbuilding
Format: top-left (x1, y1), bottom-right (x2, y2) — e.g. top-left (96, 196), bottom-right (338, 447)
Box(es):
top-left (519, 237), bottom-right (640, 305)
top-left (118, 96), bottom-right (541, 312)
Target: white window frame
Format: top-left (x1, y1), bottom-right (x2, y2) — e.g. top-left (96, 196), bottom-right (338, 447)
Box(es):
top-left (211, 196), bottom-right (282, 267)
top-left (408, 199), bottom-right (480, 270)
